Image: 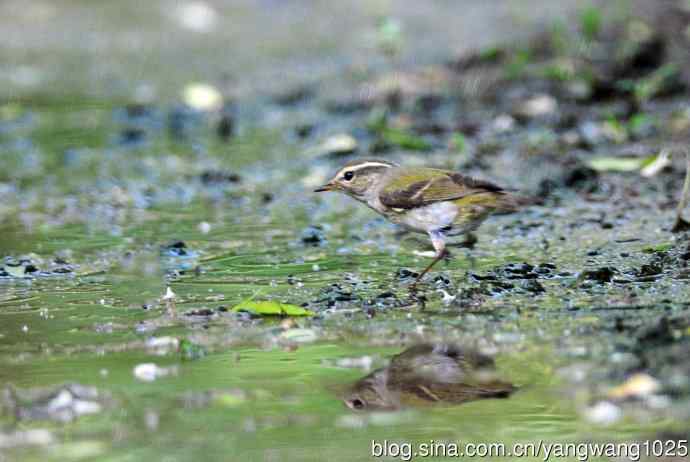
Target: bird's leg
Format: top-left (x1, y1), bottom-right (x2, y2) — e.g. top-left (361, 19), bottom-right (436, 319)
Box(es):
top-left (672, 150), bottom-right (690, 233)
top-left (412, 231), bottom-right (447, 287)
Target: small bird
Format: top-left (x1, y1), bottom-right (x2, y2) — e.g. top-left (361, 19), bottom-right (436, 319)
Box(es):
top-left (343, 343), bottom-right (515, 411)
top-left (315, 159), bottom-right (523, 285)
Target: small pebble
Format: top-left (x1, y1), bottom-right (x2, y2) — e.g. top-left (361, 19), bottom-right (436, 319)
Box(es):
top-left (133, 363), bottom-right (177, 382)
top-left (162, 287), bottom-right (176, 300)
top-left (515, 94), bottom-right (557, 119)
top-left (197, 221), bottom-right (212, 234)
top-left (437, 289), bottom-right (456, 305)
top-left (585, 401), bottom-right (622, 425)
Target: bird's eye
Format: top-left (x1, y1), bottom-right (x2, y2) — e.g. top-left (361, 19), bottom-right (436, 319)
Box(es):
top-left (343, 171), bottom-right (354, 181)
top-left (348, 398), bottom-right (365, 409)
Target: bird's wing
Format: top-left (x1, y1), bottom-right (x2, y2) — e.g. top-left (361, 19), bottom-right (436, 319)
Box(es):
top-left (379, 168), bottom-right (505, 210)
top-left (402, 381), bottom-right (516, 404)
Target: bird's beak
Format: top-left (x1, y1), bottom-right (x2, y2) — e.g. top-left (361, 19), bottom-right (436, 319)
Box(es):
top-left (314, 182), bottom-right (334, 192)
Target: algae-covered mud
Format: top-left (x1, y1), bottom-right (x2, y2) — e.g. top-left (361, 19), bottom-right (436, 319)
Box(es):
top-left (2, 1), bottom-right (690, 461)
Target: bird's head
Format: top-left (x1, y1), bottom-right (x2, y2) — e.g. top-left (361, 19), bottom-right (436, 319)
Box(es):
top-left (342, 368), bottom-right (397, 411)
top-left (314, 159), bottom-right (397, 199)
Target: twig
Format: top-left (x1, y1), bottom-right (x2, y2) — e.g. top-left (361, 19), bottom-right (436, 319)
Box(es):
top-left (672, 148), bottom-right (690, 232)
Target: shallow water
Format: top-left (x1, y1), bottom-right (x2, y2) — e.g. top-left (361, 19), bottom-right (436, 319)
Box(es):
top-left (1, 98), bottom-right (688, 461)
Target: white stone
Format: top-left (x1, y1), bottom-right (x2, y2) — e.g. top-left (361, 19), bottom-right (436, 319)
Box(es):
top-left (585, 401), bottom-right (622, 425)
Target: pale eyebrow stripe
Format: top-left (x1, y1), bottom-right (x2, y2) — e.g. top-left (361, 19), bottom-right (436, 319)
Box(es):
top-left (337, 162), bottom-right (393, 176)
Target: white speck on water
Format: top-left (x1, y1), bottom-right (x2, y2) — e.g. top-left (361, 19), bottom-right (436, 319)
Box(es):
top-left (312, 264), bottom-right (320, 272)
top-left (0, 429), bottom-right (55, 447)
top-left (72, 400), bottom-right (102, 416)
top-left (162, 287), bottom-right (176, 300)
top-left (183, 82), bottom-right (222, 111)
top-left (173, 1), bottom-right (218, 33)
top-left (133, 363), bottom-right (177, 382)
top-left (144, 409), bottom-right (160, 431)
top-left (145, 336), bottom-right (180, 355)
top-left (492, 114), bottom-right (516, 133)
top-left (437, 289), bottom-right (456, 305)
top-left (198, 221), bottom-right (212, 234)
top-left (22, 325), bottom-right (28, 333)
top-left (335, 355), bottom-right (374, 371)
top-left (585, 401), bottom-right (622, 426)
top-left (516, 93), bottom-right (557, 118)
top-left (100, 369), bottom-right (109, 378)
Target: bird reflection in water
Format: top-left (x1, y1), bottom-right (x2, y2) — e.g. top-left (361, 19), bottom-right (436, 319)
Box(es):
top-left (343, 344), bottom-right (515, 411)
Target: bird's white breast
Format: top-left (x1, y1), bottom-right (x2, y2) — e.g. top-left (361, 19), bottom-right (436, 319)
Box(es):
top-left (396, 201), bottom-right (458, 233)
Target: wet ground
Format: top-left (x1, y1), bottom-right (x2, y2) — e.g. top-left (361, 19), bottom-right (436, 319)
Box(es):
top-left (2, 1), bottom-right (690, 461)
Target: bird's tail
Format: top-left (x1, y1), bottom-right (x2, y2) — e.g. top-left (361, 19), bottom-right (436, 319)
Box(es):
top-left (483, 191), bottom-right (539, 213)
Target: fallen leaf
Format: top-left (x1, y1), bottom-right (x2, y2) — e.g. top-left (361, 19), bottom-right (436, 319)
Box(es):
top-left (586, 155), bottom-right (654, 173)
top-left (608, 373), bottom-right (660, 400)
top-left (640, 150), bottom-right (671, 177)
top-left (231, 300), bottom-right (314, 317)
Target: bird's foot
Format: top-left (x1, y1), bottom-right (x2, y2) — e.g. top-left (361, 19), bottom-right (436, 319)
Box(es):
top-left (406, 284), bottom-right (427, 309)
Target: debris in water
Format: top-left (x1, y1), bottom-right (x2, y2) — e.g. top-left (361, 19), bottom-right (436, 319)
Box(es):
top-left (437, 289), bottom-right (456, 305)
top-left (133, 363), bottom-right (178, 382)
top-left (231, 300), bottom-right (314, 317)
top-left (308, 133), bottom-right (358, 158)
top-left (198, 221), bottom-right (212, 234)
top-left (3, 384), bottom-right (106, 423)
top-left (514, 94), bottom-right (557, 119)
top-left (145, 336), bottom-right (180, 355)
top-left (608, 373), bottom-right (661, 400)
top-left (183, 82), bottom-right (223, 112)
top-left (162, 286), bottom-right (177, 316)
top-left (584, 401), bottom-right (622, 426)
top-left (0, 429), bottom-right (54, 449)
